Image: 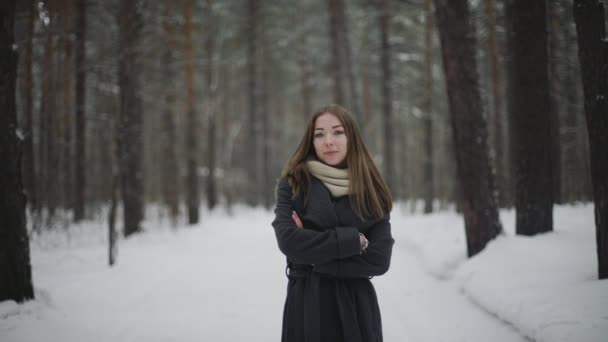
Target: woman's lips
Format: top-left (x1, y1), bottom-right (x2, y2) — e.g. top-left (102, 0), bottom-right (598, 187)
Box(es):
top-left (324, 151), bottom-right (338, 156)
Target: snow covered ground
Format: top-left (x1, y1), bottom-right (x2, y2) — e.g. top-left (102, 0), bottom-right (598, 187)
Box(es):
top-left (1, 203), bottom-right (606, 342)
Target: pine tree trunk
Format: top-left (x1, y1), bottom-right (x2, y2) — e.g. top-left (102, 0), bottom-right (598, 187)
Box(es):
top-left (0, 0), bottom-right (35, 302)
top-left (42, 2), bottom-right (59, 220)
top-left (327, 0), bottom-right (345, 104)
top-left (205, 0), bottom-right (218, 211)
top-left (183, 0), bottom-right (199, 223)
top-left (548, 1), bottom-right (562, 205)
top-left (507, 0), bottom-right (554, 235)
top-left (434, 0), bottom-right (503, 257)
top-left (20, 1), bottom-right (37, 214)
top-left (573, 0), bottom-right (608, 279)
top-left (161, 0), bottom-right (179, 222)
top-left (247, 0), bottom-right (259, 206)
top-left (119, 0), bottom-right (144, 236)
top-left (62, 0), bottom-right (74, 217)
top-left (338, 0), bottom-right (361, 124)
top-left (378, 0), bottom-right (394, 194)
top-left (259, 39), bottom-right (271, 209)
top-left (486, 0), bottom-right (511, 207)
top-left (423, 0), bottom-right (434, 214)
top-left (74, 0), bottom-right (86, 221)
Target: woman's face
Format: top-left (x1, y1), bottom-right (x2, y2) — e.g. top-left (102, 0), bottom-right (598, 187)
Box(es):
top-left (313, 112), bottom-right (348, 167)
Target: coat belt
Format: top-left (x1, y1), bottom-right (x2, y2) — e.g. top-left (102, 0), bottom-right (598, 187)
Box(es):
top-left (286, 264), bottom-right (363, 342)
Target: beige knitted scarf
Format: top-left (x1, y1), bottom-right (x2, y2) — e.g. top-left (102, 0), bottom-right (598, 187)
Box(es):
top-left (306, 160), bottom-right (350, 197)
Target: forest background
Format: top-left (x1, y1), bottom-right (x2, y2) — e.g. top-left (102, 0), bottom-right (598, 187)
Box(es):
top-left (1, 0), bottom-right (607, 303)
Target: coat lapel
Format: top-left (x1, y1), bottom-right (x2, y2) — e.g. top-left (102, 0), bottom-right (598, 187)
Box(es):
top-left (299, 177), bottom-right (338, 229)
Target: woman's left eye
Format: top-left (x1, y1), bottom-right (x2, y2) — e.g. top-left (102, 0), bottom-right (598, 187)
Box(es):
top-left (334, 130), bottom-right (344, 136)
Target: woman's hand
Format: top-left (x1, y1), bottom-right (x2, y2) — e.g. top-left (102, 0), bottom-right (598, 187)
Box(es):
top-left (359, 233), bottom-right (369, 253)
top-left (292, 211), bottom-right (303, 229)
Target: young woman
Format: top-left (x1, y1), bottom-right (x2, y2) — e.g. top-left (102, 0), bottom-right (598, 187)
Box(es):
top-left (272, 104), bottom-right (394, 342)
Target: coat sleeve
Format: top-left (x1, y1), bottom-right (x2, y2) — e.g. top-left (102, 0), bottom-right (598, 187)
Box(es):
top-left (312, 215), bottom-right (394, 278)
top-left (271, 178), bottom-right (362, 265)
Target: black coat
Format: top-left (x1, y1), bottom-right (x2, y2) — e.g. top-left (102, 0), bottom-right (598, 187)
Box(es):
top-left (272, 177), bottom-right (394, 342)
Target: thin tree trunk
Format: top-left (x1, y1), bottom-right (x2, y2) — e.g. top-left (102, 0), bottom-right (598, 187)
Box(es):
top-left (378, 0), bottom-right (394, 194)
top-left (507, 0), bottom-right (553, 235)
top-left (486, 0), bottom-right (510, 207)
top-left (205, 0), bottom-right (218, 211)
top-left (62, 0), bottom-right (74, 217)
top-left (327, 0), bottom-right (345, 105)
top-left (260, 31), bottom-right (272, 210)
top-left (434, 0), bottom-right (503, 257)
top-left (20, 1), bottom-right (37, 214)
top-left (42, 1), bottom-right (59, 220)
top-left (573, 0), bottom-right (608, 279)
top-left (247, 0), bottom-right (259, 206)
top-left (184, 0), bottom-right (199, 223)
top-left (0, 0), bottom-right (35, 302)
top-left (161, 0), bottom-right (179, 222)
top-left (548, 1), bottom-right (562, 204)
top-left (74, 0), bottom-right (86, 221)
top-left (339, 1), bottom-right (361, 123)
top-left (119, 0), bottom-right (144, 236)
top-left (423, 0), bottom-right (434, 214)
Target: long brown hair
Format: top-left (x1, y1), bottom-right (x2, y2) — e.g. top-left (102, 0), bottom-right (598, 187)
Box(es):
top-left (281, 104), bottom-right (392, 219)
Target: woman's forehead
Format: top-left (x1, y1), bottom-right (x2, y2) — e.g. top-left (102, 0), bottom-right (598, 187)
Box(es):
top-left (314, 112), bottom-right (343, 128)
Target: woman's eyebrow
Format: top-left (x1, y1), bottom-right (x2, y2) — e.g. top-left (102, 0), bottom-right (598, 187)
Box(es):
top-left (315, 125), bottom-right (343, 130)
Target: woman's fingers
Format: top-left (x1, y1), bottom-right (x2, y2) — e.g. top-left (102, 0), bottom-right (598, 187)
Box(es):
top-left (292, 211), bottom-right (303, 228)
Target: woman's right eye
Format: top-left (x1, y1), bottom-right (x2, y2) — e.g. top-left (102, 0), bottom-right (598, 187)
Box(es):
top-left (314, 133), bottom-right (324, 138)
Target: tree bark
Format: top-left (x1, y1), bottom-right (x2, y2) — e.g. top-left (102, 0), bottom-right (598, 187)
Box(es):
top-left (434, 0), bottom-right (503, 257)
top-left (486, 0), bottom-right (511, 207)
top-left (378, 0), bottom-right (395, 194)
top-left (547, 1), bottom-right (562, 204)
top-left (184, 0), bottom-right (199, 223)
top-left (74, 0), bottom-right (86, 221)
top-left (327, 0), bottom-right (345, 105)
top-left (161, 0), bottom-right (179, 222)
top-left (62, 0), bottom-right (74, 217)
top-left (0, 0), bottom-right (35, 302)
top-left (339, 1), bottom-right (362, 124)
top-left (247, 0), bottom-right (259, 206)
top-left (20, 1), bottom-right (37, 214)
top-left (507, 0), bottom-right (553, 235)
top-left (41, 1), bottom-right (59, 219)
top-left (205, 0), bottom-right (218, 211)
top-left (422, 0), bottom-right (434, 214)
top-left (573, 0), bottom-right (608, 279)
top-left (119, 0), bottom-right (144, 236)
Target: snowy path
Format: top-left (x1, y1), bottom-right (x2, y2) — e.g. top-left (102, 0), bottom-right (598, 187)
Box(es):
top-left (3, 209), bottom-right (528, 342)
top-left (376, 241), bottom-right (527, 342)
